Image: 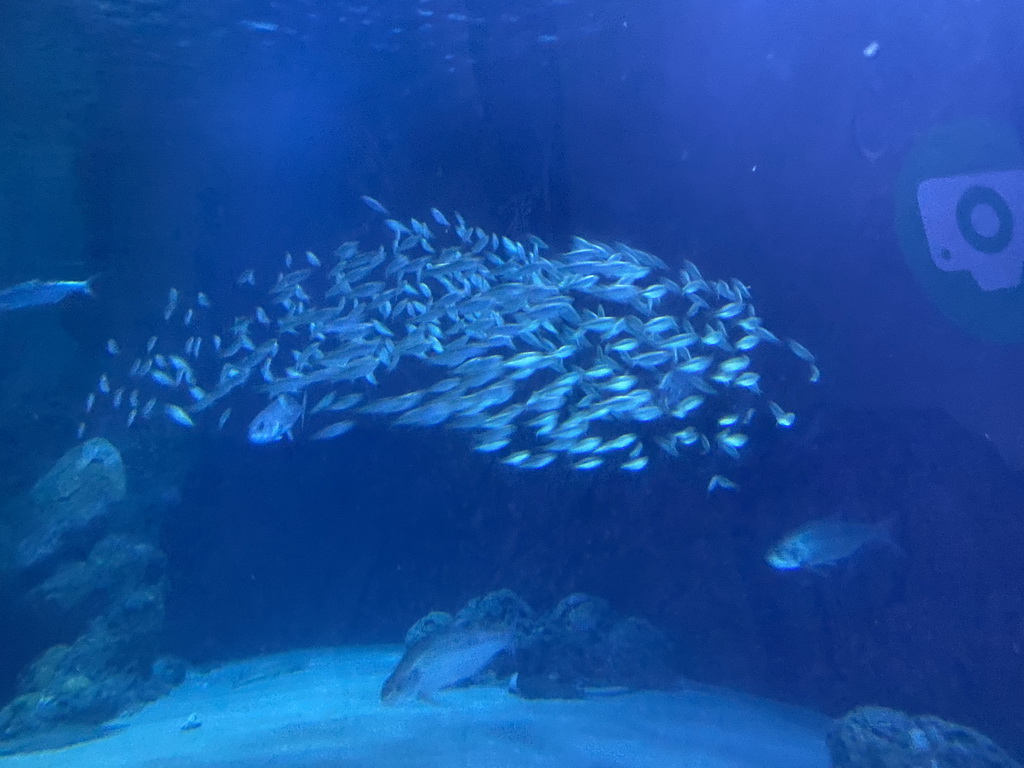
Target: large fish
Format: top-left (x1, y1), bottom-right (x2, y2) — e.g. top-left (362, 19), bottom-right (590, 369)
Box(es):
top-left (0, 277), bottom-right (94, 311)
top-left (380, 625), bottom-right (514, 704)
top-left (766, 518), bottom-right (896, 571)
top-left (247, 395), bottom-right (303, 443)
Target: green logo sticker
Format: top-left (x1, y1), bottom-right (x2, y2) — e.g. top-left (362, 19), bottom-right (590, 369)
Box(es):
top-left (895, 119), bottom-right (1024, 344)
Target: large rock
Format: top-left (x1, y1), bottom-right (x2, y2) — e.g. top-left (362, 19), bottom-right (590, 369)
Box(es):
top-left (30, 438), bottom-right (126, 509)
top-left (23, 535), bottom-right (167, 630)
top-left (0, 438), bottom-right (178, 747)
top-left (827, 706), bottom-right (1022, 768)
top-left (15, 439), bottom-right (127, 572)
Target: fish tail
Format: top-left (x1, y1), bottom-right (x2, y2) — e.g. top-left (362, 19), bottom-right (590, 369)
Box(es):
top-left (84, 273), bottom-right (100, 296)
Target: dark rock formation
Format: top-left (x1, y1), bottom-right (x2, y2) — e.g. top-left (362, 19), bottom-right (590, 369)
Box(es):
top-left (0, 439), bottom-right (177, 745)
top-left (828, 706), bottom-right (1023, 768)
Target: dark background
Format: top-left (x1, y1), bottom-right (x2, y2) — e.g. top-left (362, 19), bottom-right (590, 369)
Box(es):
top-left (2, 0), bottom-right (1023, 754)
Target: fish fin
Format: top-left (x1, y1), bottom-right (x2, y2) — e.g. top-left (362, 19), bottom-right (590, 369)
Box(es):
top-left (416, 691), bottom-right (439, 705)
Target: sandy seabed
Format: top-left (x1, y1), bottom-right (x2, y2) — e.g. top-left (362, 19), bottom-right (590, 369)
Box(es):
top-left (0, 647), bottom-right (831, 767)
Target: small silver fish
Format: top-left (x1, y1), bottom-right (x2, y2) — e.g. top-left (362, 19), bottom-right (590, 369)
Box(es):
top-left (786, 338), bottom-right (816, 362)
top-left (311, 420), bottom-right (354, 440)
top-left (164, 404), bottom-right (195, 428)
top-left (381, 625), bottom-right (514, 704)
top-left (217, 408), bottom-right (232, 430)
top-left (240, 19), bottom-right (279, 32)
top-left (429, 208), bottom-right (450, 227)
top-left (361, 195), bottom-right (389, 215)
top-left (237, 269), bottom-right (256, 286)
top-left (305, 250), bottom-right (321, 267)
top-left (707, 474), bottom-right (738, 494)
top-left (106, 339), bottom-right (120, 356)
top-left (164, 288), bottom-right (179, 321)
top-left (766, 518), bottom-right (896, 571)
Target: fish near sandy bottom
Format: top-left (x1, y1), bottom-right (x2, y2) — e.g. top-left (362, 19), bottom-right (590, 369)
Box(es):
top-left (766, 518), bottom-right (897, 571)
top-left (380, 626), bottom-right (515, 704)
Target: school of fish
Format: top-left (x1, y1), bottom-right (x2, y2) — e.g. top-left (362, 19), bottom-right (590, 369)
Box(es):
top-left (81, 198), bottom-right (819, 486)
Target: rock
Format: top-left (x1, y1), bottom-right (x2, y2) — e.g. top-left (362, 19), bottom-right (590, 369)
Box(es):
top-left (599, 616), bottom-right (675, 689)
top-left (827, 706), bottom-right (1023, 768)
top-left (151, 657), bottom-right (189, 688)
top-left (404, 611), bottom-right (453, 647)
top-left (23, 535), bottom-right (166, 628)
top-left (30, 439), bottom-right (126, 509)
top-left (549, 593), bottom-right (616, 636)
top-left (454, 588), bottom-right (536, 635)
top-left (17, 645), bottom-right (71, 694)
top-left (402, 589), bottom-right (676, 699)
top-left (14, 439), bottom-right (127, 572)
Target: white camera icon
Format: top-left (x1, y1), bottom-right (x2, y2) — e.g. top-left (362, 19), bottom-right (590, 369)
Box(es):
top-left (917, 169), bottom-right (1024, 291)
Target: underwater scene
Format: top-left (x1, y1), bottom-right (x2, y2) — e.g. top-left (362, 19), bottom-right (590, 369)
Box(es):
top-left (1, 0), bottom-right (1023, 765)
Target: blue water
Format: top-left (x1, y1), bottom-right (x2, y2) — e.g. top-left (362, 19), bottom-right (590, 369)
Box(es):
top-left (1, 0), bottom-right (1023, 763)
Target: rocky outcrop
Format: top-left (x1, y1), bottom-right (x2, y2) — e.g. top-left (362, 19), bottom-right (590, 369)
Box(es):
top-left (827, 706), bottom-right (1022, 768)
top-left (401, 588), bottom-right (675, 699)
top-left (0, 439), bottom-right (178, 744)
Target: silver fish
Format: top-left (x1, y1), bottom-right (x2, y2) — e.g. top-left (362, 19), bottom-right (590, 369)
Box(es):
top-left (361, 195), bottom-right (389, 215)
top-left (217, 407), bottom-right (232, 430)
top-left (766, 518), bottom-right (896, 571)
top-left (247, 395), bottom-right (303, 443)
top-left (164, 404), bottom-right (194, 428)
top-left (381, 625), bottom-right (514, 704)
top-left (164, 288), bottom-right (179, 321)
top-left (311, 420), bottom-right (354, 440)
top-left (0, 277), bottom-right (94, 311)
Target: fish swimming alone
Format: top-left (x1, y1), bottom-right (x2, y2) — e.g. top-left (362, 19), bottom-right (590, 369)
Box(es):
top-left (380, 625), bottom-right (514, 704)
top-left (0, 277), bottom-right (94, 312)
top-left (766, 518), bottom-right (896, 571)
